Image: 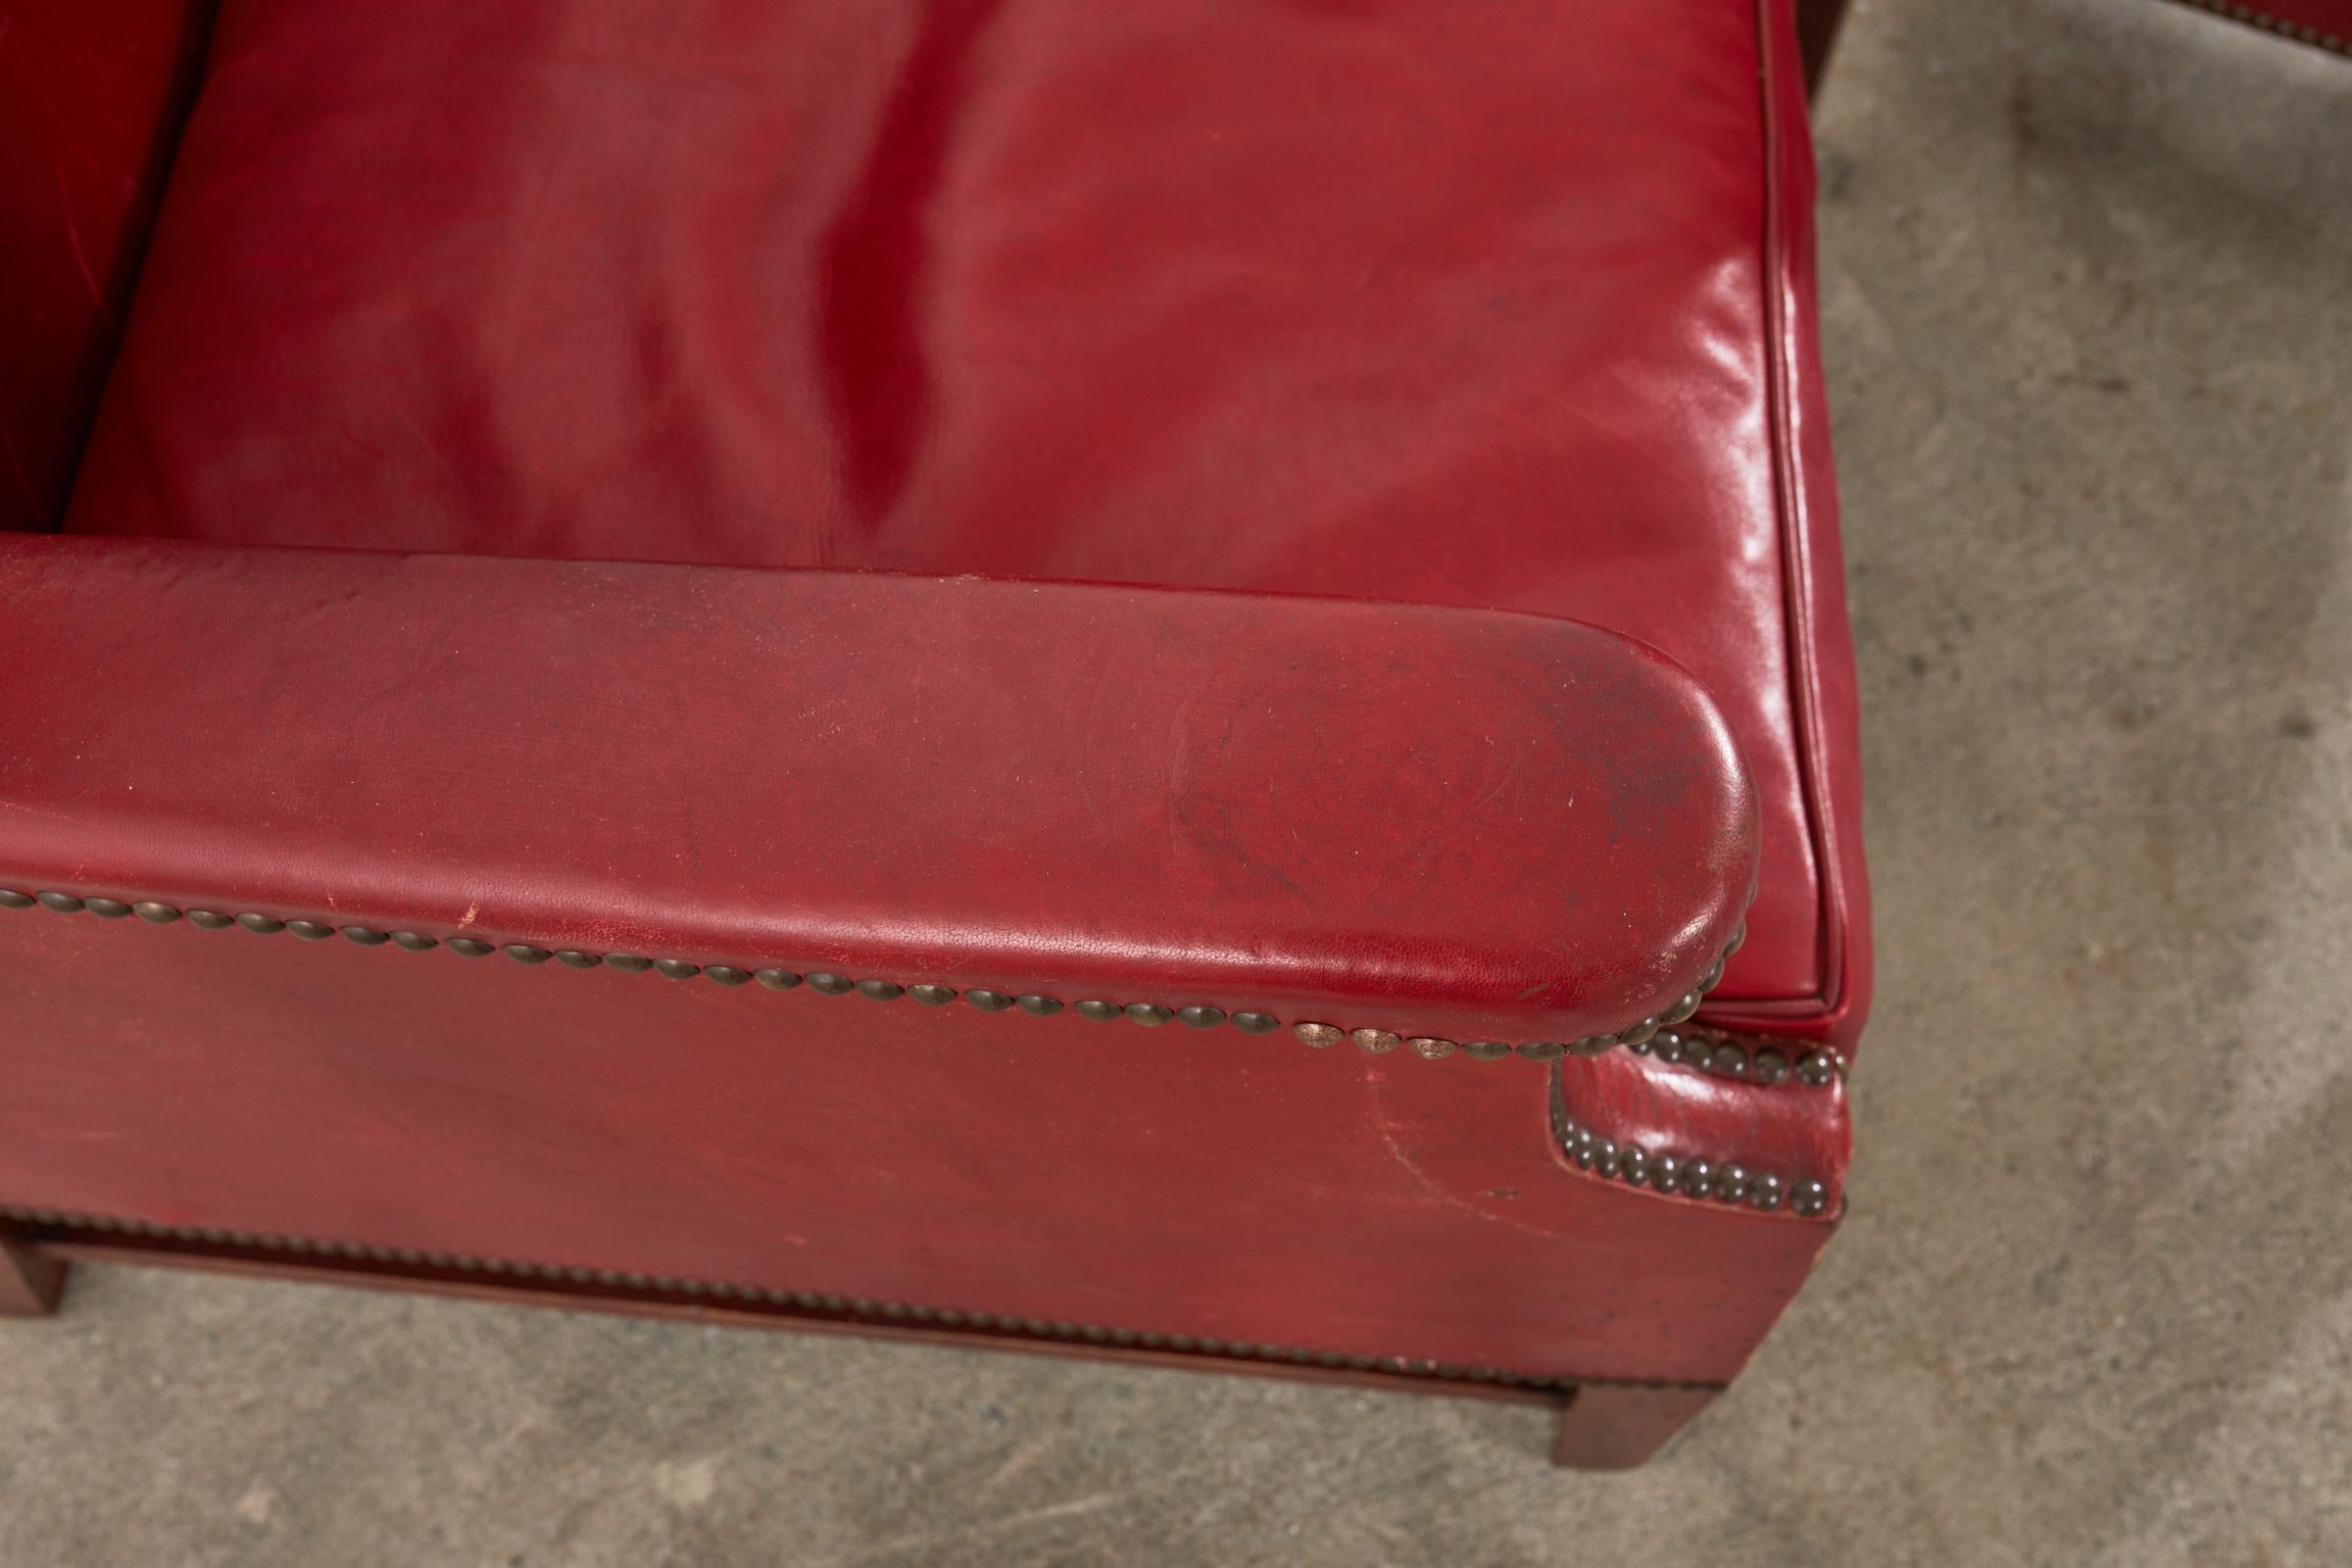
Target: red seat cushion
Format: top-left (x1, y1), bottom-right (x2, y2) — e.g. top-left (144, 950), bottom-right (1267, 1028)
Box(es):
top-left (65, 0), bottom-right (1865, 1026)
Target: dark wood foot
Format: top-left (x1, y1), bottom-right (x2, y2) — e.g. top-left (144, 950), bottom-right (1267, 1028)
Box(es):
top-left (1796, 0), bottom-right (1851, 95)
top-left (1, 1233), bottom-right (68, 1316)
top-left (1550, 1383), bottom-right (1718, 1469)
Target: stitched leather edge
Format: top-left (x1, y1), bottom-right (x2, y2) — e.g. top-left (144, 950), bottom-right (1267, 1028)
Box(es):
top-left (1754, 0), bottom-right (1857, 1021)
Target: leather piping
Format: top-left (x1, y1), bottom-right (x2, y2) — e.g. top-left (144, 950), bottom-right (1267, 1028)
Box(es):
top-left (1751, 0), bottom-right (1852, 1022)
top-left (0, 1205), bottom-right (1720, 1396)
top-left (0, 886), bottom-right (1750, 1065)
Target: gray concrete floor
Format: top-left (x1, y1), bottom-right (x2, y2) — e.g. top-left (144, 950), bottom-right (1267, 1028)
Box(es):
top-left (4, 2), bottom-right (2349, 1563)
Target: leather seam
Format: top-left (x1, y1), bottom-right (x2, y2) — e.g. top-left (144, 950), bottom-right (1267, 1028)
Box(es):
top-left (1753, 0), bottom-right (1852, 1021)
top-left (0, 1205), bottom-right (1724, 1396)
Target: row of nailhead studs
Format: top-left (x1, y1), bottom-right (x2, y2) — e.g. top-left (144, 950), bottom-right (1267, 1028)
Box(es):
top-left (2171, 0), bottom-right (2352, 53)
top-left (0, 1205), bottom-right (1620, 1391)
top-left (1290, 928), bottom-right (1740, 1061)
top-left (1, 888), bottom-right (1751, 1069)
top-left (1554, 1114), bottom-right (1833, 1218)
top-left (1632, 1026), bottom-right (1846, 1089)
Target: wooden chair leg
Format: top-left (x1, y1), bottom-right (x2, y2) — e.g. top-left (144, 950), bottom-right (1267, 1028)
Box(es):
top-left (1550, 1383), bottom-right (1718, 1469)
top-left (1, 1232), bottom-right (68, 1316)
top-left (1797, 0), bottom-right (1852, 95)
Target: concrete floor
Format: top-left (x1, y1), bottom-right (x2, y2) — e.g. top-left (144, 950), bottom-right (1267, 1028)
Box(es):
top-left (4, 2), bottom-right (2348, 1562)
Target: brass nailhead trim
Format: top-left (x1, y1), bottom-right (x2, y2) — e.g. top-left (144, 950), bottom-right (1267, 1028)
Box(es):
top-left (0, 888), bottom-right (1758, 1070)
top-left (1630, 1025), bottom-right (1847, 1091)
top-left (1548, 1064), bottom-right (1835, 1218)
top-left (0, 1205), bottom-right (1727, 1396)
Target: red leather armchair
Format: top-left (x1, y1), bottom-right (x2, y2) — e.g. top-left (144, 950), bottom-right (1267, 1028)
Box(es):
top-left (0, 0), bottom-right (1868, 1467)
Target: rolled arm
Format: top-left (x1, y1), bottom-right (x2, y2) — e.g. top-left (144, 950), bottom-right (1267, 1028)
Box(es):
top-left (0, 534), bottom-right (1756, 1053)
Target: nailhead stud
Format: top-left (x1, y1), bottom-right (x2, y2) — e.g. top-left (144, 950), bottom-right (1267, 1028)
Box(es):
top-left (33, 888), bottom-right (1756, 1102)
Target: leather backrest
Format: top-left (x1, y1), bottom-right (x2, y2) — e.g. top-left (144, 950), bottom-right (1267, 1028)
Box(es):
top-left (0, 0), bottom-right (214, 531)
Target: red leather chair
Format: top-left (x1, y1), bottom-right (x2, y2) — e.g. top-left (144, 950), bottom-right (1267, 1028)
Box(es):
top-left (0, 0), bottom-right (1868, 1467)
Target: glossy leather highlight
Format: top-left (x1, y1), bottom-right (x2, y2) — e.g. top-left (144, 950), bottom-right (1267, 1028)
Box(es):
top-left (2, 0), bottom-right (1871, 1437)
top-left (65, 0), bottom-right (1865, 1025)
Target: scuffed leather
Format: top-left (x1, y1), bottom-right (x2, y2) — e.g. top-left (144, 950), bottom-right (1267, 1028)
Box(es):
top-left (64, 0), bottom-right (1865, 1023)
top-left (0, 534), bottom-right (1756, 1050)
top-left (0, 0), bottom-right (1869, 1394)
top-left (0, 902), bottom-right (1835, 1386)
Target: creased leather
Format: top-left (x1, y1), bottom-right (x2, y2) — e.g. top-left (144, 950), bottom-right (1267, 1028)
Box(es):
top-left (63, 0), bottom-right (1864, 1020)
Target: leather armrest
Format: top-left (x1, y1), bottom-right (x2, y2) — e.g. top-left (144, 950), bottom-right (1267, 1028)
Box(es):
top-left (0, 534), bottom-right (1756, 1051)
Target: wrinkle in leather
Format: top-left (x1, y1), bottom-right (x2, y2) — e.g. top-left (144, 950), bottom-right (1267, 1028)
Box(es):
top-left (63, 0), bottom-right (1854, 1010)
